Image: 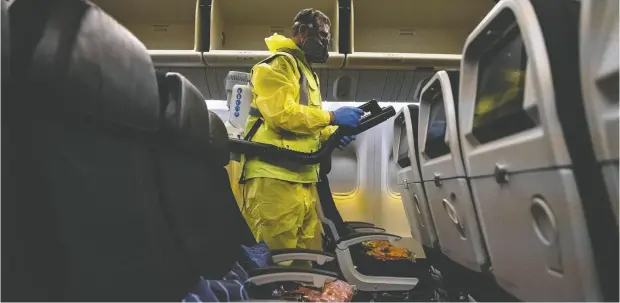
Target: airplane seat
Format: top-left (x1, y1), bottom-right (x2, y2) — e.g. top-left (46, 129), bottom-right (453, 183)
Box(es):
top-left (318, 159), bottom-right (385, 239)
top-left (418, 70), bottom-right (517, 301)
top-left (154, 72), bottom-right (418, 296)
top-left (1, 0), bottom-right (8, 82)
top-left (316, 171), bottom-right (430, 281)
top-left (316, 168), bottom-right (361, 244)
top-left (395, 75), bottom-right (489, 302)
top-left (5, 1), bottom-right (63, 300)
top-left (317, 159), bottom-right (383, 232)
top-left (154, 72), bottom-right (351, 297)
top-left (440, 70), bottom-right (509, 300)
top-left (393, 78), bottom-right (455, 300)
top-left (154, 71), bottom-right (258, 280)
top-left (393, 105), bottom-right (438, 254)
top-left (579, 0), bottom-right (619, 223)
top-left (1, 0), bottom-right (22, 300)
top-left (418, 70), bottom-right (488, 274)
top-left (315, 165), bottom-right (422, 293)
top-left (7, 0), bottom-right (196, 300)
top-left (409, 76), bottom-right (451, 262)
top-left (446, 71), bottom-right (460, 113)
top-left (458, 0), bottom-right (616, 301)
top-left (394, 99), bottom-right (439, 251)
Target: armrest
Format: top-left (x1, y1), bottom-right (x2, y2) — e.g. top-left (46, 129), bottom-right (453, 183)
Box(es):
top-left (353, 227), bottom-right (386, 233)
top-left (247, 266), bottom-right (339, 288)
top-left (344, 221), bottom-right (376, 228)
top-left (335, 232), bottom-right (402, 250)
top-left (270, 248), bottom-right (336, 265)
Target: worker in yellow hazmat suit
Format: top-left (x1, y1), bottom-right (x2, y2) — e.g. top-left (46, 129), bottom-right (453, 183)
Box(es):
top-left (240, 8), bottom-right (364, 254)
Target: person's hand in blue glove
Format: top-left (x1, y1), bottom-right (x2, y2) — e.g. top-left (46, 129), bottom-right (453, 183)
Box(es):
top-left (338, 135), bottom-right (356, 149)
top-left (330, 107), bottom-right (364, 128)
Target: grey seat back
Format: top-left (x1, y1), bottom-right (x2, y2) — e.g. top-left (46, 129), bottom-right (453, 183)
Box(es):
top-left (579, 0), bottom-right (619, 222)
top-left (1, 0), bottom-right (8, 81)
top-left (6, 1), bottom-right (195, 300)
top-left (457, 0), bottom-right (615, 300)
top-left (394, 104), bottom-right (438, 249)
top-left (418, 70), bottom-right (488, 273)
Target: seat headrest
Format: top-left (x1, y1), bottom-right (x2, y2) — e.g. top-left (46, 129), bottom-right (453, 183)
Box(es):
top-left (446, 70), bottom-right (460, 100)
top-left (445, 70), bottom-right (461, 114)
top-left (160, 72), bottom-right (230, 165)
top-left (162, 72), bottom-right (210, 146)
top-left (28, 0), bottom-right (159, 131)
top-left (414, 77), bottom-right (433, 103)
top-left (207, 110), bottom-right (231, 167)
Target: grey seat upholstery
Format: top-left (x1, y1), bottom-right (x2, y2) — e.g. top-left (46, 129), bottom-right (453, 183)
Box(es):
top-left (5, 0), bottom-right (195, 300)
top-left (154, 71), bottom-right (257, 280)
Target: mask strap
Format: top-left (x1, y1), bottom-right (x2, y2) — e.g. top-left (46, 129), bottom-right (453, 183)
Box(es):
top-left (295, 21), bottom-right (318, 38)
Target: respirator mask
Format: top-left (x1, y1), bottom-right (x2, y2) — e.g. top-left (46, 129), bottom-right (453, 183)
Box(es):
top-left (299, 22), bottom-right (330, 64)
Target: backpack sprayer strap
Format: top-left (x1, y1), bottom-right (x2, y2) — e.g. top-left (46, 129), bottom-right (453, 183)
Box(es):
top-left (243, 107), bottom-right (264, 141)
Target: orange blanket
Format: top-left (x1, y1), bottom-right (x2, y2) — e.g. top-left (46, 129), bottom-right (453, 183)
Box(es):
top-left (362, 240), bottom-right (415, 261)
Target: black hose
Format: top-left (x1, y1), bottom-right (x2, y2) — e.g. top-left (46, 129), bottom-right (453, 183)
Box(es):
top-left (228, 102), bottom-right (395, 165)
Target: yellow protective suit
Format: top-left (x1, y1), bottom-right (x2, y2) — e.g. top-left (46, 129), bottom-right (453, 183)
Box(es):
top-left (225, 161), bottom-right (244, 209)
top-left (243, 178), bottom-right (319, 250)
top-left (243, 35), bottom-right (336, 183)
top-left (240, 34), bottom-right (336, 252)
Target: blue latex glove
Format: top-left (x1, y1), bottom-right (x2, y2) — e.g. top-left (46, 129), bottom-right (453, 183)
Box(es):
top-left (338, 135), bottom-right (356, 149)
top-left (332, 107), bottom-right (364, 127)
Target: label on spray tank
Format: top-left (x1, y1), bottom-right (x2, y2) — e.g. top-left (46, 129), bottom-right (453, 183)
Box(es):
top-left (234, 87), bottom-right (243, 118)
top-left (229, 85), bottom-right (252, 128)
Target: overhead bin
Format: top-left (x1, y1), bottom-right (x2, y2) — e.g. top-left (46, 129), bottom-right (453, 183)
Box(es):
top-left (203, 0), bottom-right (345, 68)
top-left (93, 0), bottom-right (197, 50)
top-left (579, 0), bottom-right (619, 223)
top-left (92, 0), bottom-right (204, 66)
top-left (458, 0), bottom-right (612, 301)
top-left (346, 0), bottom-right (492, 70)
top-left (346, 53), bottom-right (461, 71)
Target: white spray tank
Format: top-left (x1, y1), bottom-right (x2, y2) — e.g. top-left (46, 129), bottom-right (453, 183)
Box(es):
top-left (224, 71), bottom-right (252, 139)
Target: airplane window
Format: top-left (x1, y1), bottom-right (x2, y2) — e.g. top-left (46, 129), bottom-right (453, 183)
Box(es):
top-left (328, 148), bottom-right (359, 194)
top-left (397, 123), bottom-right (411, 168)
top-left (387, 150), bottom-right (401, 195)
top-left (472, 23), bottom-right (536, 143)
top-left (424, 82), bottom-right (450, 159)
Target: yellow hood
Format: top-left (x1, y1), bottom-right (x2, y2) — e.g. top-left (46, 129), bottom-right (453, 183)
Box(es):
top-left (265, 33), bottom-right (302, 53)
